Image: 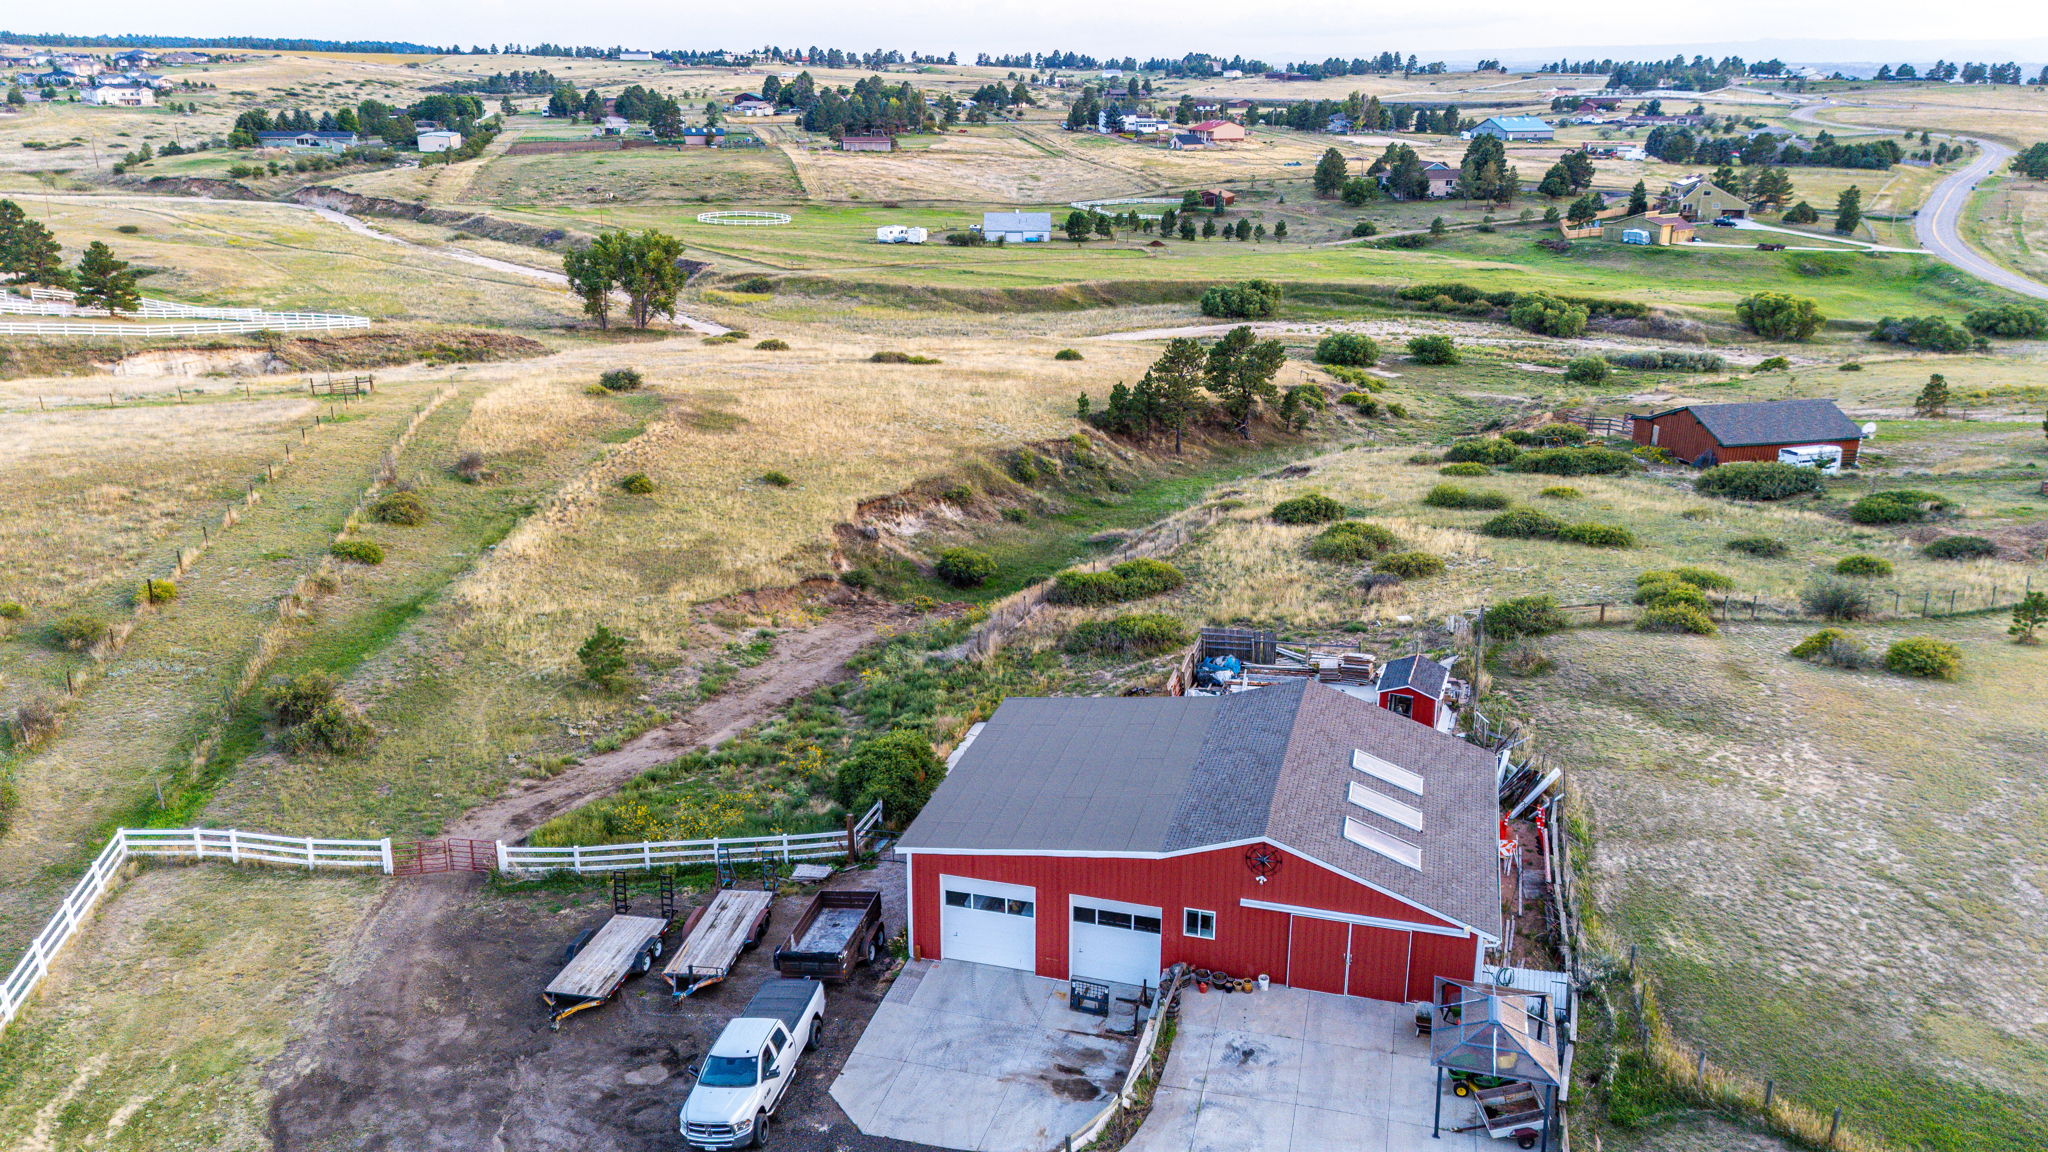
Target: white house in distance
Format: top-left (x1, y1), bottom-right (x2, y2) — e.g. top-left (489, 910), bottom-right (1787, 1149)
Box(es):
top-left (84, 85), bottom-right (154, 107)
top-left (980, 211), bottom-right (1052, 243)
top-left (416, 129), bottom-right (463, 153)
top-left (729, 94), bottom-right (776, 117)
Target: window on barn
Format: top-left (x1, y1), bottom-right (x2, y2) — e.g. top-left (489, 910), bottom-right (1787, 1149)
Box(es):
top-left (1184, 909), bottom-right (1217, 939)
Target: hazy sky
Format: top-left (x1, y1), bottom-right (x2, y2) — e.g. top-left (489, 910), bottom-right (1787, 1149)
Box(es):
top-left (9, 3), bottom-right (2048, 63)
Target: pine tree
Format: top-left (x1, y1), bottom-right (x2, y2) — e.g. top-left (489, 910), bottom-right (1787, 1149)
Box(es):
top-left (1913, 373), bottom-right (1950, 418)
top-left (1203, 326), bottom-right (1286, 439)
top-left (73, 241), bottom-right (138, 314)
top-left (1273, 221), bottom-right (1288, 242)
top-left (1834, 185), bottom-right (1863, 235)
top-left (0, 202), bottom-right (67, 286)
top-left (1537, 162), bottom-right (1572, 199)
top-left (1147, 338), bottom-right (1206, 454)
top-left (1312, 147), bottom-right (1348, 197)
top-left (1628, 180), bottom-right (1648, 215)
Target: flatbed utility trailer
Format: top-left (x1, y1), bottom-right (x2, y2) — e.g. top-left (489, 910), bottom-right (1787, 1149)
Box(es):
top-left (541, 913), bottom-right (671, 1027)
top-left (773, 891), bottom-right (885, 981)
top-left (664, 888), bottom-right (775, 998)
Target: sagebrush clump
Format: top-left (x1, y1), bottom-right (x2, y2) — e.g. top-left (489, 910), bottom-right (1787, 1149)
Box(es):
top-left (617, 473), bottom-right (656, 495)
top-left (1270, 493), bottom-right (1348, 524)
top-left (1439, 462), bottom-right (1491, 477)
top-left (1484, 595), bottom-right (1568, 639)
top-left (1834, 554), bottom-right (1893, 577)
top-left (1047, 558), bottom-right (1186, 606)
top-left (369, 490), bottom-right (429, 526)
top-left (1695, 462), bottom-right (1825, 501)
top-left (1306, 521), bottom-right (1400, 562)
top-left (934, 548), bottom-right (998, 588)
top-left (599, 368), bottom-right (643, 392)
top-left (1063, 613), bottom-right (1189, 656)
top-left (1790, 627), bottom-right (1870, 668)
top-left (330, 540), bottom-right (384, 565)
top-left (1885, 637), bottom-right (1962, 679)
top-left (1424, 483), bottom-right (1512, 510)
top-left (1376, 551), bottom-right (1446, 579)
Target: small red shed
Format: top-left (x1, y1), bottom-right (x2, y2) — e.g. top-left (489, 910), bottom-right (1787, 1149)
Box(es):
top-left (1376, 654), bottom-right (1449, 731)
top-left (896, 681), bottom-right (1500, 999)
top-left (1630, 398), bottom-right (1867, 468)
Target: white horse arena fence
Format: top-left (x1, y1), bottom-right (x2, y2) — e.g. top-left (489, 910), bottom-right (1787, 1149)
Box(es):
top-left (695, 210), bottom-right (793, 225)
top-left (0, 288), bottom-right (370, 336)
top-left (0, 804), bottom-right (884, 1033)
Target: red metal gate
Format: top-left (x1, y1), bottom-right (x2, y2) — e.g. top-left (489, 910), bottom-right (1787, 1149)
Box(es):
top-left (391, 838), bottom-right (496, 876)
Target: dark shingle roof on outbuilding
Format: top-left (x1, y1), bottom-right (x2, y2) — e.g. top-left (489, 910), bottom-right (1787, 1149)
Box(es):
top-left (1650, 398), bottom-right (1865, 447)
top-left (1377, 654), bottom-right (1448, 699)
top-left (900, 680), bottom-right (1500, 934)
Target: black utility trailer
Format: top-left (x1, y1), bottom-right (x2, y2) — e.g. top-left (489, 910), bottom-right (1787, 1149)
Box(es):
top-left (772, 891), bottom-right (885, 981)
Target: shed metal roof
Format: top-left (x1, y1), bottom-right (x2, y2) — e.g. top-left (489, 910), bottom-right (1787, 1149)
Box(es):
top-left (983, 211), bottom-right (1052, 231)
top-left (1649, 398), bottom-right (1866, 446)
top-left (1479, 116), bottom-right (1553, 132)
top-left (900, 680), bottom-right (1500, 934)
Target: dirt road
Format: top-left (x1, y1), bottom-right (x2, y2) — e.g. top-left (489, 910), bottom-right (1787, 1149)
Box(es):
top-left (266, 604), bottom-right (916, 1151)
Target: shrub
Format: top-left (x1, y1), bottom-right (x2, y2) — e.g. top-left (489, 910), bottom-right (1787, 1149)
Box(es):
top-left (1802, 579), bottom-right (1873, 621)
top-left (49, 614), bottom-right (109, 651)
top-left (1306, 521), bottom-right (1399, 562)
top-left (1313, 332), bottom-right (1380, 366)
top-left (1556, 522), bottom-right (1635, 548)
top-left (1839, 362), bottom-right (1863, 371)
top-left (453, 450), bottom-right (491, 483)
top-left (1505, 424), bottom-right (1592, 447)
top-left (1870, 315), bottom-right (1981, 353)
top-left (934, 547), bottom-right (998, 588)
top-left (1484, 595), bottom-right (1569, 639)
top-left (834, 729), bottom-right (945, 825)
top-left (1444, 438), bottom-right (1522, 465)
top-left (1507, 448), bottom-right (1633, 476)
top-left (1053, 348), bottom-right (1085, 361)
top-left (1339, 392), bottom-right (1380, 415)
top-left (1695, 462), bottom-right (1825, 501)
top-left (1638, 581), bottom-right (1709, 611)
top-left (1407, 335), bottom-right (1460, 365)
top-left (278, 698), bottom-right (374, 756)
top-left (577, 624), bottom-right (629, 686)
top-left (617, 472), bottom-right (656, 495)
top-left (1849, 489), bottom-right (1951, 524)
top-left (755, 338), bottom-right (790, 350)
top-left (1480, 508), bottom-right (1566, 539)
top-left (1605, 350), bottom-right (1726, 372)
top-left (1270, 493), bottom-right (1348, 524)
top-left (761, 470), bottom-right (793, 487)
top-left (870, 350), bottom-right (941, 364)
top-left (1885, 637), bottom-right (1962, 679)
top-left (1350, 220), bottom-right (1379, 237)
top-left (1963, 303), bottom-right (2048, 339)
top-left (1755, 356), bottom-right (1791, 372)
top-left (0, 602), bottom-right (23, 620)
top-left (1726, 535), bottom-right (1789, 557)
top-left (368, 490), bottom-right (429, 526)
top-left (1564, 357), bottom-right (1610, 385)
top-left (1439, 462), bottom-right (1491, 477)
top-left (1834, 554), bottom-right (1893, 576)
top-left (940, 485), bottom-right (973, 503)
top-left (598, 368), bottom-right (643, 392)
top-left (330, 540), bottom-right (384, 565)
top-left (1507, 292), bottom-right (1589, 338)
top-left (1046, 558), bottom-right (1187, 605)
top-left (264, 671), bottom-right (340, 727)
top-left (1539, 486), bottom-right (1581, 499)
top-left (1377, 551), bottom-right (1446, 579)
top-left (1736, 291), bottom-right (1823, 341)
top-left (1790, 627), bottom-right (1870, 668)
top-left (15, 697), bottom-right (60, 746)
top-left (138, 578), bottom-right (179, 605)
top-left (1638, 604), bottom-right (1717, 635)
top-left (1923, 535), bottom-right (1997, 560)
top-left (1198, 279), bottom-right (1282, 319)
top-left (1064, 612), bottom-right (1190, 656)
top-left (1424, 484), bottom-right (1512, 510)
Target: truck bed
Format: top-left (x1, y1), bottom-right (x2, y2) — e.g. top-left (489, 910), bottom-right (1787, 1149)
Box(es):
top-left (744, 978), bottom-right (823, 1033)
top-left (545, 914), bottom-right (669, 1001)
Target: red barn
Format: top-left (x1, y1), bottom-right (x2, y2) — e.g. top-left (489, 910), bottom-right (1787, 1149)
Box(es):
top-left (1375, 653), bottom-right (1451, 732)
top-left (1630, 398), bottom-right (1867, 468)
top-left (897, 680), bottom-right (1500, 999)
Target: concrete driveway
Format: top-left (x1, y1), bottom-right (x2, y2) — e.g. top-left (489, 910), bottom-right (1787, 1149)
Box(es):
top-left (831, 961), bottom-right (1139, 1152)
top-left (1127, 986), bottom-right (1497, 1152)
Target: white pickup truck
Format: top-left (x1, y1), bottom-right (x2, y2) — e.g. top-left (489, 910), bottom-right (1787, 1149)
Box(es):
top-left (679, 979), bottom-right (825, 1149)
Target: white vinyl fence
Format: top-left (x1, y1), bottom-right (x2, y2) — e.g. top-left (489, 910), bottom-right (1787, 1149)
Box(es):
top-left (0, 289), bottom-right (370, 335)
top-left (496, 800), bottom-right (885, 874)
top-left (0, 806), bottom-right (885, 1032)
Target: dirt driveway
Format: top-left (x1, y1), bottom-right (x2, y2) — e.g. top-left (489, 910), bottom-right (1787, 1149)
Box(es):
top-left (268, 862), bottom-right (937, 1152)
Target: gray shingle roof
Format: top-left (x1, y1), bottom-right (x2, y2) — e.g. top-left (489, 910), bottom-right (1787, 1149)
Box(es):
top-left (1377, 654), bottom-right (1448, 699)
top-left (1655, 398), bottom-right (1866, 447)
top-left (899, 680), bottom-right (1500, 934)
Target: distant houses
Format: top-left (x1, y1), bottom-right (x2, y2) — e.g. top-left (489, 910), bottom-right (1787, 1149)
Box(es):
top-left (1470, 116), bottom-right (1554, 142)
top-left (82, 85), bottom-right (154, 107)
top-left (840, 135), bottom-right (894, 152)
top-left (592, 115), bottom-right (630, 136)
top-left (681, 125), bottom-right (726, 147)
top-left (730, 94), bottom-right (776, 117)
top-left (416, 129), bottom-right (463, 153)
top-left (1187, 119), bottom-right (1245, 145)
top-left (1666, 176), bottom-right (1748, 221)
top-left (1599, 213), bottom-right (1696, 246)
top-left (255, 130), bottom-right (359, 152)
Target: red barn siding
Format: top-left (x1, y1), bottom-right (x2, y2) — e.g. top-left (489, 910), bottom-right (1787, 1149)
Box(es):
top-left (1631, 409), bottom-right (1861, 467)
top-left (906, 841), bottom-right (1485, 1001)
top-left (1378, 687), bottom-right (1438, 729)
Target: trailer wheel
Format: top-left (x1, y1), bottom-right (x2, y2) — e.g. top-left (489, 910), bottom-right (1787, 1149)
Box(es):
top-left (749, 1110), bottom-right (770, 1148)
top-left (634, 947), bottom-right (654, 975)
top-left (649, 936), bottom-right (664, 959)
top-left (1515, 1134), bottom-right (1537, 1150)
top-left (862, 936), bottom-right (879, 967)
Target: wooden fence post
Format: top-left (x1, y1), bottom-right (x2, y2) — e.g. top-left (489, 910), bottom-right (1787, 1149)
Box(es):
top-left (1827, 1107), bottom-right (1842, 1146)
top-left (1762, 1079), bottom-right (1774, 1110)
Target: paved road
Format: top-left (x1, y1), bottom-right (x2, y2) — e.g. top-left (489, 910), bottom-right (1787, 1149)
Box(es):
top-left (1791, 100), bottom-right (2048, 301)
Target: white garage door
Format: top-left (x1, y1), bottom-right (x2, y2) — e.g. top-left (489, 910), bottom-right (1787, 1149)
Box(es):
top-left (939, 875), bottom-right (1037, 972)
top-left (1069, 897), bottom-right (1163, 987)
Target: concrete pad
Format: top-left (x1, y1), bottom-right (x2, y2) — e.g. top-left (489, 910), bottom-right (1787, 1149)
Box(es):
top-left (1295, 1039), bottom-right (1391, 1118)
top-left (911, 960), bottom-right (1051, 1025)
top-left (827, 1050), bottom-right (904, 1129)
top-left (1386, 1116), bottom-right (1491, 1152)
top-left (1123, 1085), bottom-right (1200, 1152)
top-left (1384, 1051), bottom-right (1443, 1114)
top-left (865, 1060), bottom-right (1004, 1149)
top-left (1177, 987), bottom-right (1224, 1029)
top-left (1157, 1024), bottom-right (1218, 1092)
top-left (1291, 1100), bottom-right (1390, 1152)
top-left (976, 1077), bottom-right (1097, 1152)
top-left (1302, 994), bottom-right (1397, 1053)
top-left (1185, 1089), bottom-right (1293, 1152)
top-left (1204, 1030), bottom-right (1303, 1103)
top-left (1210, 988), bottom-right (1312, 1040)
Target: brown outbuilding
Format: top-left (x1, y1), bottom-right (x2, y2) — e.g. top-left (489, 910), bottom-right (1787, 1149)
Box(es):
top-left (1630, 398), bottom-right (1868, 467)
